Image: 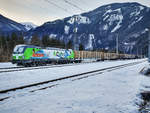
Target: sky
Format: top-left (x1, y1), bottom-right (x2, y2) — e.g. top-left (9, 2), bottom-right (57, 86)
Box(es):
top-left (0, 0), bottom-right (150, 26)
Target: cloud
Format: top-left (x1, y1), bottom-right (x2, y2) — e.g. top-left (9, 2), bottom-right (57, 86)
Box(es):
top-left (0, 0), bottom-right (149, 25)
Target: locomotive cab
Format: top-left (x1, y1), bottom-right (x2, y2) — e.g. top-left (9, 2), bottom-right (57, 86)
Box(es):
top-left (12, 45), bottom-right (27, 64)
top-left (12, 44), bottom-right (43, 66)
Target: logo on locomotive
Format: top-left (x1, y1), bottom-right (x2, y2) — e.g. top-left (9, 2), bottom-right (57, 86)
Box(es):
top-left (53, 50), bottom-right (72, 58)
top-left (32, 49), bottom-right (44, 57)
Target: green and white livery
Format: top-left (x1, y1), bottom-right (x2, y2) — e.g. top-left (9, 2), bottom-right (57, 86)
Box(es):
top-left (12, 44), bottom-right (75, 66)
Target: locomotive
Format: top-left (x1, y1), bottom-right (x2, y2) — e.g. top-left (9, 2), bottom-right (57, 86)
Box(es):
top-left (12, 44), bottom-right (75, 66)
top-left (12, 44), bottom-right (139, 66)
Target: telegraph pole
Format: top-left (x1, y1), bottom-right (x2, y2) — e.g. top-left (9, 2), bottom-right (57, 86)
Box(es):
top-left (73, 16), bottom-right (76, 50)
top-left (116, 34), bottom-right (119, 55)
top-left (136, 47), bottom-right (138, 56)
top-left (148, 29), bottom-right (150, 62)
top-left (73, 16), bottom-right (78, 51)
top-left (130, 45), bottom-right (132, 55)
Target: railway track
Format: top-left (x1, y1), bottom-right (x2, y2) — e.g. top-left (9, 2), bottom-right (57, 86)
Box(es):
top-left (0, 60), bottom-right (145, 96)
top-left (0, 59), bottom-right (145, 74)
top-left (0, 62), bottom-right (91, 73)
top-left (0, 63), bottom-right (77, 70)
top-left (0, 66), bottom-right (23, 70)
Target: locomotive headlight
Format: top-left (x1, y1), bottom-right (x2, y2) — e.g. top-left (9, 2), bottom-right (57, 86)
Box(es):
top-left (22, 56), bottom-right (25, 59)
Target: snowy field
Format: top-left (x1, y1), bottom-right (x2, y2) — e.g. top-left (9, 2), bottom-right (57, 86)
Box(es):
top-left (0, 62), bottom-right (17, 68)
top-left (0, 59), bottom-right (146, 91)
top-left (0, 59), bottom-right (149, 113)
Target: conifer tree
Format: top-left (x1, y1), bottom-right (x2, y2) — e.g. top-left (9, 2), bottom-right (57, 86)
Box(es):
top-left (67, 40), bottom-right (73, 49)
top-left (79, 43), bottom-right (84, 50)
top-left (31, 35), bottom-right (40, 46)
top-left (18, 34), bottom-right (25, 44)
top-left (42, 35), bottom-right (49, 47)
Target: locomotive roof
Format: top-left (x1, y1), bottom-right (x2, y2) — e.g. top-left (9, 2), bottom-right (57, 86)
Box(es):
top-left (16, 44), bottom-right (41, 48)
top-left (26, 45), bottom-right (41, 48)
top-left (46, 47), bottom-right (70, 51)
top-left (15, 44), bottom-right (72, 50)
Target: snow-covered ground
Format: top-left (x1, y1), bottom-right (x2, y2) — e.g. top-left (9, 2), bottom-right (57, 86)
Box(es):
top-left (0, 62), bottom-right (17, 68)
top-left (0, 59), bottom-right (145, 91)
top-left (0, 59), bottom-right (149, 113)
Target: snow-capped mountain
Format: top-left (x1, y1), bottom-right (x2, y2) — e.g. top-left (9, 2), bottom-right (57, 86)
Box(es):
top-left (27, 2), bottom-right (150, 54)
top-left (0, 14), bottom-right (27, 35)
top-left (21, 22), bottom-right (37, 31)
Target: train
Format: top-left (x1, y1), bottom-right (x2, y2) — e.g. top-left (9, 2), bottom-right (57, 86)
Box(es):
top-left (12, 44), bottom-right (140, 66)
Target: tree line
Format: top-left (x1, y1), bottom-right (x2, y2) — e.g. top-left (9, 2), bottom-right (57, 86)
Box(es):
top-left (31, 35), bottom-right (84, 50)
top-left (0, 33), bottom-right (24, 62)
top-left (0, 33), bottom-right (84, 62)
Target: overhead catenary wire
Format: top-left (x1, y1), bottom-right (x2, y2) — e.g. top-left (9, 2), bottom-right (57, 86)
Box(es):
top-left (44, 0), bottom-right (72, 14)
top-left (75, 0), bottom-right (89, 7)
top-left (43, 0), bottom-right (86, 51)
top-left (62, 0), bottom-right (85, 12)
top-left (44, 0), bottom-right (87, 16)
top-left (60, 0), bottom-right (86, 50)
top-left (67, 0), bottom-right (89, 9)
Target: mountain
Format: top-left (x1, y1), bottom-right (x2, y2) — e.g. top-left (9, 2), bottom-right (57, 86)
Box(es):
top-left (26, 2), bottom-right (150, 53)
top-left (0, 14), bottom-right (27, 35)
top-left (21, 22), bottom-right (37, 31)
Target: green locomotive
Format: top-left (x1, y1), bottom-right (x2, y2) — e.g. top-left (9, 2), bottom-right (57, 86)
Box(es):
top-left (12, 44), bottom-right (75, 66)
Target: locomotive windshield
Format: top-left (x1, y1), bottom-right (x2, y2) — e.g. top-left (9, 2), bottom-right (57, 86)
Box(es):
top-left (13, 46), bottom-right (26, 54)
